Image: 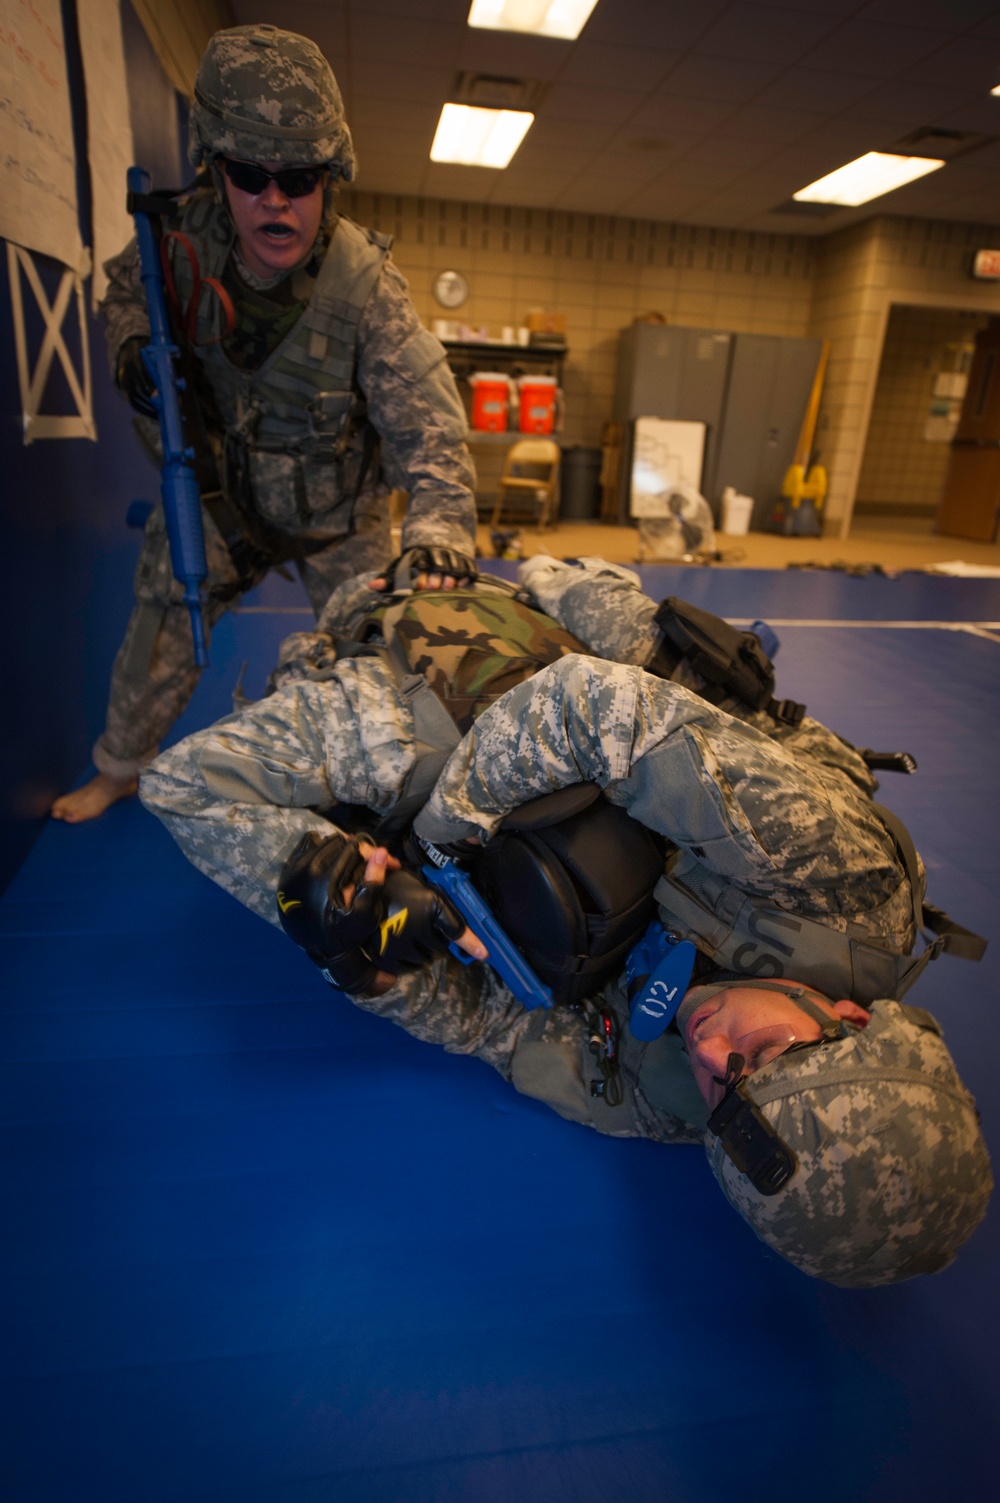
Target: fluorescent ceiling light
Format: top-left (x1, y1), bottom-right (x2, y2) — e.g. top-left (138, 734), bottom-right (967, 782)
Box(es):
top-left (467, 0), bottom-right (599, 41)
top-left (992, 83), bottom-right (1000, 95)
top-left (793, 151), bottom-right (944, 207)
top-left (430, 104), bottom-right (534, 168)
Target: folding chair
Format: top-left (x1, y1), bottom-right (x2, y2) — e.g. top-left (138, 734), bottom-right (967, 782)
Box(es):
top-left (490, 439), bottom-right (561, 530)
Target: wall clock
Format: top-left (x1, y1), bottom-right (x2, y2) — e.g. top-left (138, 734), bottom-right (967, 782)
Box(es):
top-left (433, 269), bottom-right (469, 309)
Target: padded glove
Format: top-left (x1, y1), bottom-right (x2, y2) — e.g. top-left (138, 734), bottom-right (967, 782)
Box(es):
top-left (115, 335), bottom-right (157, 418)
top-left (277, 831), bottom-right (466, 993)
top-left (371, 866), bottom-right (466, 971)
top-left (382, 547), bottom-right (478, 591)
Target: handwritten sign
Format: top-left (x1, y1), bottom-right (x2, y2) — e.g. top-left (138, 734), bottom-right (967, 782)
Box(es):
top-left (0, 0), bottom-right (82, 269)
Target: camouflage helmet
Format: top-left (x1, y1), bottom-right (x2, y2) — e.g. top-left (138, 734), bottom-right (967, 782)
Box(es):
top-left (702, 996), bottom-right (992, 1286)
top-left (189, 25), bottom-right (356, 179)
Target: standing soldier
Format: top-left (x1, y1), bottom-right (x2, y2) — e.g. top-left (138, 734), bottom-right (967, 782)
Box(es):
top-left (53, 24), bottom-right (477, 823)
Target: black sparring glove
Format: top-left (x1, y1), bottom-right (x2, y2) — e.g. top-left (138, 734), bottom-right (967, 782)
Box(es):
top-left (381, 548), bottom-right (478, 591)
top-left (115, 334), bottom-right (157, 418)
top-left (277, 831), bottom-right (466, 994)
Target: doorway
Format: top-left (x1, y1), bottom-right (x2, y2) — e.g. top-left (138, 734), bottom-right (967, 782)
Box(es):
top-left (854, 303), bottom-right (991, 529)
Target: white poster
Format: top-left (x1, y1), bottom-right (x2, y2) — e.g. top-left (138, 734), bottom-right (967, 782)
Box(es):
top-left (0, 0), bottom-right (83, 269)
top-left (77, 0), bottom-right (134, 305)
top-left (629, 417), bottom-right (706, 517)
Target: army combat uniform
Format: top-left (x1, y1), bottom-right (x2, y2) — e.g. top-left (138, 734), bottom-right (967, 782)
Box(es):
top-left (141, 565), bottom-right (917, 1128)
top-left (140, 558), bottom-right (991, 1286)
top-left (95, 199), bottom-right (476, 783)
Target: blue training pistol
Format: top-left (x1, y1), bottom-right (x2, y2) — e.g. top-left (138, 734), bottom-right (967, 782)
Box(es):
top-left (127, 165), bottom-right (209, 665)
top-left (419, 844), bottom-right (554, 1011)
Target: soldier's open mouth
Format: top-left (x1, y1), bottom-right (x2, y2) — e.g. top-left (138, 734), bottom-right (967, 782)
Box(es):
top-left (260, 224), bottom-right (295, 239)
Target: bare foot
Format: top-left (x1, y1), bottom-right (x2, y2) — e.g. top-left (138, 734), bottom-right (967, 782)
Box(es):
top-left (51, 772), bottom-right (139, 823)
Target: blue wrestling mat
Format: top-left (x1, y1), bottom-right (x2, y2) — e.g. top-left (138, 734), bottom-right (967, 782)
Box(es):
top-left (2, 569), bottom-right (998, 1503)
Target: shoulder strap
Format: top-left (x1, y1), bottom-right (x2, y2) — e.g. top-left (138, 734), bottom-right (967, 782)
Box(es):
top-left (872, 802), bottom-right (987, 961)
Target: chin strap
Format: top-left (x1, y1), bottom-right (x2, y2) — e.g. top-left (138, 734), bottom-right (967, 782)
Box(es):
top-left (707, 1052), bottom-right (798, 1196)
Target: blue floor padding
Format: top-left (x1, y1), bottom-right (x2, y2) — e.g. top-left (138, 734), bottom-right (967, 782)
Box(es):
top-left (3, 570), bottom-right (999, 1502)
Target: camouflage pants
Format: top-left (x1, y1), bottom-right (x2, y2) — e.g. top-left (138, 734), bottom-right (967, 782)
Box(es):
top-left (93, 499), bottom-right (392, 781)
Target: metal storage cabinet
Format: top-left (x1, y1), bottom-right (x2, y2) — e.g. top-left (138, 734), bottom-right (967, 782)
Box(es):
top-left (712, 333), bottom-right (824, 529)
top-left (612, 324), bottom-right (822, 525)
top-left (613, 325), bottom-right (733, 518)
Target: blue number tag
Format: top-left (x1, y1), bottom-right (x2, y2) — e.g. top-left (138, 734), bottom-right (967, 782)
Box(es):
top-left (625, 924), bottom-right (697, 1042)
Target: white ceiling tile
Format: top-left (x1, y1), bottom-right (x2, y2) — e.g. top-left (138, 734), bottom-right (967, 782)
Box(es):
top-left (863, 0), bottom-right (998, 28)
top-left (656, 53), bottom-right (788, 103)
top-left (543, 82), bottom-right (649, 123)
top-left (627, 91), bottom-right (741, 135)
top-left (716, 104), bottom-right (829, 143)
top-left (797, 19), bottom-right (954, 79)
top-left (898, 34), bottom-right (1000, 92)
top-left (584, 1), bottom-right (731, 55)
top-left (751, 68), bottom-right (882, 114)
top-left (350, 12), bottom-right (463, 68)
top-left (692, 3), bottom-right (846, 65)
top-left (556, 40), bottom-right (678, 93)
top-left (846, 77), bottom-right (971, 126)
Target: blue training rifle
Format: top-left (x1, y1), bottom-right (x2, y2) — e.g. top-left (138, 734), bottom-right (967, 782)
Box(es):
top-left (126, 165), bottom-right (209, 666)
top-left (420, 847), bottom-right (555, 1012)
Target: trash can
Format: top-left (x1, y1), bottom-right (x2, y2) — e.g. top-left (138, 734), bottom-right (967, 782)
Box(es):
top-left (560, 445), bottom-right (602, 519)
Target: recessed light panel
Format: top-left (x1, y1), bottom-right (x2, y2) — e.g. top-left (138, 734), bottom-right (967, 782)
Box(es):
top-left (467, 0), bottom-right (599, 42)
top-left (793, 151), bottom-right (944, 206)
top-left (430, 104), bottom-right (534, 168)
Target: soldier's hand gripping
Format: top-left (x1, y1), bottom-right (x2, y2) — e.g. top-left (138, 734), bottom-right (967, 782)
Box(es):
top-left (369, 547), bottom-right (478, 594)
top-left (277, 830), bottom-right (485, 995)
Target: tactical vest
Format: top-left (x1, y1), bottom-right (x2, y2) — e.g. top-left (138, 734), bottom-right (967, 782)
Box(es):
top-left (653, 800), bottom-right (985, 1006)
top-left (167, 190), bottom-right (390, 457)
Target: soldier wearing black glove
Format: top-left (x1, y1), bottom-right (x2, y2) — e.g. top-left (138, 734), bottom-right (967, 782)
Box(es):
top-left (277, 830), bottom-right (483, 995)
top-left (371, 547), bottom-right (478, 594)
top-left (115, 334), bottom-right (158, 418)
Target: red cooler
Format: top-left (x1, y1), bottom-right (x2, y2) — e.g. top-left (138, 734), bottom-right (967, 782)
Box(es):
top-left (517, 374), bottom-right (559, 434)
top-left (469, 372), bottom-right (511, 432)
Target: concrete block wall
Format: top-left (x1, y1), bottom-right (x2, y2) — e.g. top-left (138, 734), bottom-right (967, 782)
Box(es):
top-left (341, 190), bottom-right (1000, 534)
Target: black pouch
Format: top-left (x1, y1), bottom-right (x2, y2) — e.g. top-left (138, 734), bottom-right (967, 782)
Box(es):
top-left (470, 791), bottom-right (666, 1005)
top-left (651, 597), bottom-right (804, 726)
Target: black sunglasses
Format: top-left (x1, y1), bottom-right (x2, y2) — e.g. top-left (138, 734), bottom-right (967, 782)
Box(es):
top-left (221, 158), bottom-right (325, 199)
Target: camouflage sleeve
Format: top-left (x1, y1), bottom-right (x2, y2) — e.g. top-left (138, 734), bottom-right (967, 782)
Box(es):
top-left (357, 259), bottom-right (477, 558)
top-left (415, 655), bottom-right (904, 925)
top-left (519, 555), bottom-right (660, 665)
top-left (138, 658), bottom-right (416, 925)
top-left (99, 236), bottom-right (149, 375)
top-left (344, 956), bottom-right (701, 1144)
top-left (519, 555), bottom-right (877, 794)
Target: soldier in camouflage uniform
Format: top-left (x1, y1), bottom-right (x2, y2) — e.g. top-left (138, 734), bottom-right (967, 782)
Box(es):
top-left (53, 24), bottom-right (477, 824)
top-left (140, 558), bottom-right (992, 1287)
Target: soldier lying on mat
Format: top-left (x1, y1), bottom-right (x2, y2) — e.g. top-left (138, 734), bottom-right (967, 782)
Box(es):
top-left (140, 557), bottom-right (992, 1288)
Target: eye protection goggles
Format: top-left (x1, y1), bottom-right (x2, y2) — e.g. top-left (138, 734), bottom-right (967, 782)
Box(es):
top-left (221, 159), bottom-right (325, 199)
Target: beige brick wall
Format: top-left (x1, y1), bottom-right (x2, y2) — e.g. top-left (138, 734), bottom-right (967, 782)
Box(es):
top-left (340, 190), bottom-right (1000, 532)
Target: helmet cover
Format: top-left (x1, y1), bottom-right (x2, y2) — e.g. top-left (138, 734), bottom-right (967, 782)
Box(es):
top-left (704, 997), bottom-right (992, 1285)
top-left (189, 24), bottom-right (356, 179)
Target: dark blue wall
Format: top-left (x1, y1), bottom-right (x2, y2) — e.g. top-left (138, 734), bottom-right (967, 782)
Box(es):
top-left (0, 3), bottom-right (185, 890)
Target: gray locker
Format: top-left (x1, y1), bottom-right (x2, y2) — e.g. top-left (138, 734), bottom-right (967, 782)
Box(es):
top-left (613, 325), bottom-right (733, 518)
top-left (712, 334), bottom-right (824, 530)
top-left (612, 324), bottom-right (822, 526)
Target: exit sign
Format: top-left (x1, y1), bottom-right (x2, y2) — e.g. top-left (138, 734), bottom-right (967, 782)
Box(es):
top-left (972, 248), bottom-right (1000, 279)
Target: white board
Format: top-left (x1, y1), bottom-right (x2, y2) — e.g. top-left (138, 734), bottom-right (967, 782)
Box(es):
top-left (629, 417), bottom-right (706, 517)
